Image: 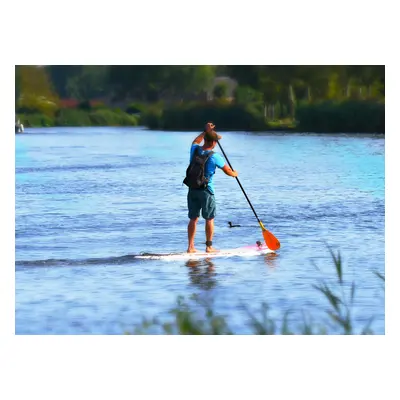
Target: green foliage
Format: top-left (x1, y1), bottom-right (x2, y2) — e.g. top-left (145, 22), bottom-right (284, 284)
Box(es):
top-left (234, 85), bottom-right (264, 105)
top-left (77, 100), bottom-right (92, 111)
top-left (17, 108), bottom-right (138, 127)
top-left (91, 102), bottom-right (107, 110)
top-left (128, 249), bottom-right (385, 335)
top-left (213, 82), bottom-right (229, 99)
top-left (140, 104), bottom-right (164, 129)
top-left (125, 102), bottom-right (147, 115)
top-left (51, 65), bottom-right (110, 100)
top-left (89, 109), bottom-right (138, 126)
top-left (108, 65), bottom-right (216, 101)
top-left (17, 65), bottom-right (384, 132)
top-left (17, 113), bottom-right (54, 127)
top-left (16, 66), bottom-right (59, 117)
top-left (296, 100), bottom-right (385, 133)
top-left (55, 109), bottom-right (92, 126)
top-left (45, 66), bottom-right (83, 98)
top-left (154, 102), bottom-right (267, 131)
top-left (53, 108), bottom-right (138, 127)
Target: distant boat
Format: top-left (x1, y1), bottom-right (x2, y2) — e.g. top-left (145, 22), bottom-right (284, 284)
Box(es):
top-left (15, 119), bottom-right (24, 133)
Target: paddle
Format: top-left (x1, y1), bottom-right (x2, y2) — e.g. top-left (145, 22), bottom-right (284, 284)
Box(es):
top-left (217, 140), bottom-right (281, 251)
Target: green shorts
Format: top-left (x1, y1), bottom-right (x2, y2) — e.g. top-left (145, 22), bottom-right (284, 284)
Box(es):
top-left (187, 188), bottom-right (216, 220)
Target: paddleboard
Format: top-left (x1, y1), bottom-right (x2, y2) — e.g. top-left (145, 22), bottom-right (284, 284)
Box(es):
top-left (136, 244), bottom-right (275, 261)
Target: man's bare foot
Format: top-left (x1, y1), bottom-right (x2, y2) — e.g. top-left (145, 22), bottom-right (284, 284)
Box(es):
top-left (187, 248), bottom-right (199, 253)
top-left (206, 246), bottom-right (219, 253)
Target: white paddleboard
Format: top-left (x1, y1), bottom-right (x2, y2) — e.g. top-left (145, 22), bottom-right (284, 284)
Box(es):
top-left (136, 245), bottom-right (275, 261)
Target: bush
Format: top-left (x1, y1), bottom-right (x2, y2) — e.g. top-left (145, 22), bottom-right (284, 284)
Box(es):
top-left (234, 85), bottom-right (264, 105)
top-left (91, 102), bottom-right (107, 110)
top-left (150, 101), bottom-right (268, 131)
top-left (17, 113), bottom-right (54, 127)
top-left (125, 102), bottom-right (147, 115)
top-left (213, 82), bottom-right (229, 99)
top-left (89, 109), bottom-right (138, 126)
top-left (141, 105), bottom-right (164, 129)
top-left (296, 100), bottom-right (385, 133)
top-left (77, 100), bottom-right (92, 111)
top-left (55, 109), bottom-right (92, 126)
top-left (16, 95), bottom-right (59, 117)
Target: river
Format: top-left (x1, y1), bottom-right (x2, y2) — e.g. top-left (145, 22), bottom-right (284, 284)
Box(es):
top-left (15, 127), bottom-right (385, 334)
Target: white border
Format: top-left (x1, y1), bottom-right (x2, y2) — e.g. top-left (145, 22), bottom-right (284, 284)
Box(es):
top-left (3, 1), bottom-right (394, 399)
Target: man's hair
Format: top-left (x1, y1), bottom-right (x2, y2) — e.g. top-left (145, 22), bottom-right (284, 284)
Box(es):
top-left (204, 130), bottom-right (220, 143)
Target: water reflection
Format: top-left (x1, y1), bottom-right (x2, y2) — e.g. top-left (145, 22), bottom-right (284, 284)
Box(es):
top-left (263, 252), bottom-right (279, 268)
top-left (185, 258), bottom-right (217, 290)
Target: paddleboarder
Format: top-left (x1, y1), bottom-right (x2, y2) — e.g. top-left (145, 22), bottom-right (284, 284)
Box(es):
top-left (184, 122), bottom-right (238, 253)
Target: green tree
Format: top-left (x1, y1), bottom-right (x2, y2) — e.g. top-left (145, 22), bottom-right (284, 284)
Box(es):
top-left (213, 82), bottom-right (229, 99)
top-left (65, 65), bottom-right (110, 100)
top-left (16, 65), bottom-right (59, 115)
top-left (108, 65), bottom-right (216, 102)
top-left (46, 66), bottom-right (83, 98)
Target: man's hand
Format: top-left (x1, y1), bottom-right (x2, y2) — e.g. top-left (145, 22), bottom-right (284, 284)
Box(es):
top-left (192, 131), bottom-right (205, 145)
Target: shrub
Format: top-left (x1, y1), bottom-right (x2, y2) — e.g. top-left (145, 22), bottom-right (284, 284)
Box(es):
top-left (125, 102), bottom-right (147, 115)
top-left (153, 101), bottom-right (268, 131)
top-left (296, 100), bottom-right (385, 133)
top-left (17, 113), bottom-right (54, 127)
top-left (213, 82), bottom-right (229, 99)
top-left (89, 109), bottom-right (138, 126)
top-left (55, 108), bottom-right (92, 126)
top-left (77, 100), bottom-right (92, 111)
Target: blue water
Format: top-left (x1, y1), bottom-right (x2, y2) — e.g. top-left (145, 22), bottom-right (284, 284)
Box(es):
top-left (15, 127), bottom-right (385, 334)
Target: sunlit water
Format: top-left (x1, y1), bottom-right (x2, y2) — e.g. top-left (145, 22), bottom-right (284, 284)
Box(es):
top-left (15, 127), bottom-right (385, 334)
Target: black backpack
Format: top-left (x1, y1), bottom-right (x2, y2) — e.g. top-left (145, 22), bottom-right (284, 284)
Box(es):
top-left (183, 147), bottom-right (214, 189)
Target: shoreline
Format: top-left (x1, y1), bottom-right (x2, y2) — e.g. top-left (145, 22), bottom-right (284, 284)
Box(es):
top-left (16, 125), bottom-right (385, 136)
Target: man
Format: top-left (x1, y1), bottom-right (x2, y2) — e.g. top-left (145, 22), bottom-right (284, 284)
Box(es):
top-left (186, 122), bottom-right (238, 253)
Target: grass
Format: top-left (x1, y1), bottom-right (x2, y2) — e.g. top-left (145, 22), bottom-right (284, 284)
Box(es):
top-left (126, 248), bottom-right (384, 335)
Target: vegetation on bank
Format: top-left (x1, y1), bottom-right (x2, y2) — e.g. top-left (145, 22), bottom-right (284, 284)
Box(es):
top-left (127, 249), bottom-right (385, 335)
top-left (16, 102), bottom-right (139, 128)
top-left (15, 65), bottom-right (385, 133)
top-left (141, 99), bottom-right (384, 133)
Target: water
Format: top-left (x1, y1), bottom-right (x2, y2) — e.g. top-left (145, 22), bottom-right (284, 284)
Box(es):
top-left (15, 127), bottom-right (385, 334)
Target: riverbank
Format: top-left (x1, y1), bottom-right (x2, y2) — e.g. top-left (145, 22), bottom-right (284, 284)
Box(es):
top-left (16, 99), bottom-right (385, 134)
top-left (16, 108), bottom-right (139, 129)
top-left (142, 100), bottom-right (384, 134)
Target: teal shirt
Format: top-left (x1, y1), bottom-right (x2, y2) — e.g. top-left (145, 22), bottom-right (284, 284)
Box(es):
top-left (190, 144), bottom-right (225, 194)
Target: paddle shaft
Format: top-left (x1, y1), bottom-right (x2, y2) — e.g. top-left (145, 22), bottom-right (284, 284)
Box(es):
top-left (217, 141), bottom-right (263, 226)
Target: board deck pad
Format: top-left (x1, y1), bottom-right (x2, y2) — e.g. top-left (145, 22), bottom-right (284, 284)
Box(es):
top-left (136, 244), bottom-right (275, 260)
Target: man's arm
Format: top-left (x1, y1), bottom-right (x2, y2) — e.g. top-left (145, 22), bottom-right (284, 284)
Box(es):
top-left (221, 164), bottom-right (238, 177)
top-left (192, 131), bottom-right (205, 144)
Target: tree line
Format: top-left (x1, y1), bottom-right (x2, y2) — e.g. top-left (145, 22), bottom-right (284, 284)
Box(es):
top-left (16, 65), bottom-right (384, 106)
top-left (15, 65), bottom-right (385, 132)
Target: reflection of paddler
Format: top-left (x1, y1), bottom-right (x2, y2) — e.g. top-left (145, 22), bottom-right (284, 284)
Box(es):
top-left (185, 258), bottom-right (216, 290)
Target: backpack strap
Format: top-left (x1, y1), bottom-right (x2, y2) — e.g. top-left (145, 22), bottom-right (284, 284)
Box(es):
top-left (193, 146), bottom-right (214, 164)
top-left (204, 150), bottom-right (214, 162)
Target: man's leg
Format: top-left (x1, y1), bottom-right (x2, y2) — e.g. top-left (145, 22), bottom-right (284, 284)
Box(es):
top-left (202, 190), bottom-right (218, 253)
top-left (187, 189), bottom-right (201, 253)
top-left (187, 217), bottom-right (199, 253)
top-left (205, 218), bottom-right (218, 253)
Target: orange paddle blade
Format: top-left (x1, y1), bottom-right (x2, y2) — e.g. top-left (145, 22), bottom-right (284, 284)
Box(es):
top-left (259, 221), bottom-right (280, 250)
top-left (262, 229), bottom-right (280, 250)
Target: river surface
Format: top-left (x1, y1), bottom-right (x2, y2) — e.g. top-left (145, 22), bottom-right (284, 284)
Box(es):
top-left (15, 127), bottom-right (385, 334)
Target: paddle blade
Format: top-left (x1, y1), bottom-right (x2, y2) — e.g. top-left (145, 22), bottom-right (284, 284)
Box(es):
top-left (262, 229), bottom-right (280, 250)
